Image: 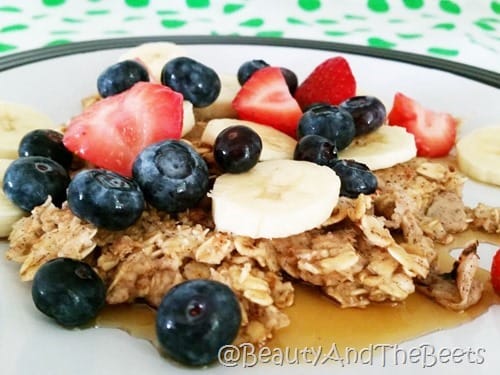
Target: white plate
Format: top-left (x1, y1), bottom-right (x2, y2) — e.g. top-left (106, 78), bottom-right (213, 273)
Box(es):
top-left (0, 37), bottom-right (499, 375)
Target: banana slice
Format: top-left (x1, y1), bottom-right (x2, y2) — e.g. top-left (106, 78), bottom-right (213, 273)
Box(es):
top-left (456, 126), bottom-right (500, 186)
top-left (118, 42), bottom-right (186, 82)
top-left (201, 118), bottom-right (297, 161)
top-left (0, 100), bottom-right (57, 159)
top-left (182, 101), bottom-right (196, 136)
top-left (193, 74), bottom-right (239, 120)
top-left (339, 125), bottom-right (417, 170)
top-left (0, 158), bottom-right (25, 238)
top-left (210, 159), bottom-right (341, 239)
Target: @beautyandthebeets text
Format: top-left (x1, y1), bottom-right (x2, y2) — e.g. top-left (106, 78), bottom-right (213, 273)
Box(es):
top-left (218, 343), bottom-right (486, 368)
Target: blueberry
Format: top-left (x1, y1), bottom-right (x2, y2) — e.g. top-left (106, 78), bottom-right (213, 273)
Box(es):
top-left (237, 59), bottom-right (269, 85)
top-left (329, 159), bottom-right (378, 198)
top-left (161, 57), bottom-right (221, 107)
top-left (18, 129), bottom-right (73, 170)
top-left (132, 140), bottom-right (209, 213)
top-left (156, 279), bottom-right (241, 366)
top-left (297, 103), bottom-right (356, 151)
top-left (67, 169), bottom-right (144, 230)
top-left (294, 134), bottom-right (338, 166)
top-left (32, 258), bottom-right (106, 327)
top-left (214, 125), bottom-right (262, 173)
top-left (97, 60), bottom-right (149, 98)
top-left (2, 156), bottom-right (69, 211)
top-left (280, 67), bottom-right (298, 95)
top-left (340, 96), bottom-right (386, 136)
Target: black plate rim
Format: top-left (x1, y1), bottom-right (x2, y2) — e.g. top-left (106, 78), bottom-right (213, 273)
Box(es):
top-left (0, 35), bottom-right (498, 88)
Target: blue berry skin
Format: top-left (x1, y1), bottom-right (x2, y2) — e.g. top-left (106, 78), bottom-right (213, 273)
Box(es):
top-left (156, 279), bottom-right (241, 366)
top-left (340, 96), bottom-right (386, 136)
top-left (237, 59), bottom-right (269, 85)
top-left (2, 156), bottom-right (69, 211)
top-left (214, 125), bottom-right (262, 173)
top-left (297, 104), bottom-right (356, 151)
top-left (329, 159), bottom-right (378, 198)
top-left (97, 60), bottom-right (149, 98)
top-left (293, 134), bottom-right (338, 166)
top-left (280, 67), bottom-right (298, 95)
top-left (161, 57), bottom-right (221, 107)
top-left (132, 140), bottom-right (209, 213)
top-left (18, 129), bottom-right (73, 170)
top-left (32, 258), bottom-right (106, 327)
top-left (67, 169), bottom-right (144, 230)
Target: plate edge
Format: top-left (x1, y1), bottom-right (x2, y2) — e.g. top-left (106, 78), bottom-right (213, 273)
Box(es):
top-left (0, 35), bottom-right (498, 88)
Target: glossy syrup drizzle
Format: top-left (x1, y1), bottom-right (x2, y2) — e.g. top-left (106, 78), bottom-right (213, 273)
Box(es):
top-left (95, 230), bottom-right (499, 354)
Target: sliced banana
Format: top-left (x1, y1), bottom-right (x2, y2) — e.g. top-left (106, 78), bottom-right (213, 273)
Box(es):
top-left (182, 101), bottom-right (196, 136)
top-left (118, 42), bottom-right (186, 82)
top-left (339, 125), bottom-right (417, 170)
top-left (193, 74), bottom-right (239, 120)
top-left (456, 126), bottom-right (500, 186)
top-left (0, 100), bottom-right (57, 159)
top-left (210, 159), bottom-right (341, 239)
top-left (0, 158), bottom-right (25, 238)
top-left (201, 118), bottom-right (297, 161)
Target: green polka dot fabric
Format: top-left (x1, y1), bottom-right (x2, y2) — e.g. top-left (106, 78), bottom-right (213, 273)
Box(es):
top-left (0, 0), bottom-right (498, 72)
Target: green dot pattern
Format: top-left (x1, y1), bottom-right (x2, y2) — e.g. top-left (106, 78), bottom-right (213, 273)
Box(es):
top-left (0, 0), bottom-right (497, 73)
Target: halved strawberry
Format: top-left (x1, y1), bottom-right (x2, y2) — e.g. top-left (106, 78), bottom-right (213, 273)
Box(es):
top-left (63, 82), bottom-right (183, 177)
top-left (232, 66), bottom-right (302, 138)
top-left (491, 249), bottom-right (500, 295)
top-left (387, 92), bottom-right (457, 158)
top-left (294, 56), bottom-right (356, 110)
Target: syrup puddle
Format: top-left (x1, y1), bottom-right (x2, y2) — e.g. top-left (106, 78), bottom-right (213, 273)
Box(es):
top-left (95, 230), bottom-right (499, 354)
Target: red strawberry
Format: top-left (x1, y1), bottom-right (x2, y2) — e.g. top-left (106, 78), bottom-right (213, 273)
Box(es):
top-left (232, 66), bottom-right (302, 138)
top-left (63, 82), bottom-right (183, 177)
top-left (294, 56), bottom-right (356, 109)
top-left (387, 92), bottom-right (457, 158)
top-left (491, 249), bottom-right (500, 295)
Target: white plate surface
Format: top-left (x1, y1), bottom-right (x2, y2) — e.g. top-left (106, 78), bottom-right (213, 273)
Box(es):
top-left (0, 40), bottom-right (499, 375)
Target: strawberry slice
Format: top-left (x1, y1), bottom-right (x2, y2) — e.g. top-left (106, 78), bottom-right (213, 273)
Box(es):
top-left (63, 82), bottom-right (183, 177)
top-left (387, 92), bottom-right (457, 158)
top-left (232, 66), bottom-right (302, 138)
top-left (294, 56), bottom-right (356, 110)
top-left (492, 249), bottom-right (500, 295)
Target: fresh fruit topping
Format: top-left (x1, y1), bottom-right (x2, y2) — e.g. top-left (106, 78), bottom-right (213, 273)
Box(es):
top-left (491, 249), bottom-right (500, 295)
top-left (202, 118), bottom-right (297, 161)
top-left (161, 56), bottom-right (221, 107)
top-left (0, 100), bottom-right (57, 159)
top-left (32, 258), bottom-right (106, 327)
top-left (18, 129), bottom-right (73, 170)
top-left (67, 169), bottom-right (145, 231)
top-left (156, 279), bottom-right (241, 366)
top-left (133, 140), bottom-right (209, 213)
top-left (232, 66), bottom-right (303, 138)
top-left (329, 159), bottom-right (378, 198)
top-left (456, 126), bottom-right (500, 186)
top-left (97, 60), bottom-right (149, 98)
top-left (63, 82), bottom-right (183, 177)
top-left (210, 159), bottom-right (341, 239)
top-left (0, 159), bottom-right (24, 238)
top-left (182, 100), bottom-right (196, 136)
top-left (297, 103), bottom-right (355, 151)
top-left (340, 95), bottom-right (386, 136)
top-left (280, 67), bottom-right (299, 95)
top-left (118, 42), bottom-right (186, 82)
top-left (237, 59), bottom-right (269, 85)
top-left (294, 56), bottom-right (356, 109)
top-left (339, 125), bottom-right (417, 170)
top-left (3, 156), bottom-right (69, 211)
top-left (193, 74), bottom-right (239, 121)
top-left (213, 125), bottom-right (262, 173)
top-left (387, 92), bottom-right (457, 158)
top-left (294, 134), bottom-right (338, 166)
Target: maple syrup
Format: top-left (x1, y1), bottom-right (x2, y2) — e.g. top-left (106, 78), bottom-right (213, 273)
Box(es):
top-left (95, 229), bottom-right (499, 356)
